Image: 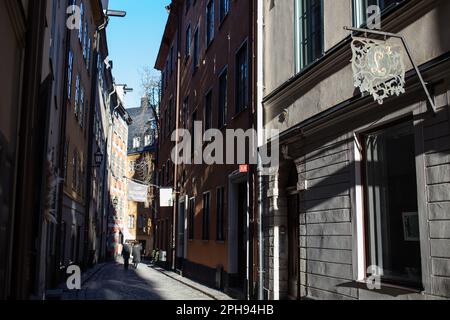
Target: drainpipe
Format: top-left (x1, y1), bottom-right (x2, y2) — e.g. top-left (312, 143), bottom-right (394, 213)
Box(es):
top-left (256, 0), bottom-right (265, 301)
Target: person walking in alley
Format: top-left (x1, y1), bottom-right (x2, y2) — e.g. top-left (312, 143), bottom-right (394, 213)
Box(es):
top-left (122, 242), bottom-right (131, 270)
top-left (132, 242), bottom-right (142, 269)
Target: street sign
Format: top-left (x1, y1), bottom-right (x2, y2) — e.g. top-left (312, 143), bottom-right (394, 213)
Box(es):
top-left (160, 188), bottom-right (174, 207)
top-left (239, 164), bottom-right (249, 173)
top-left (351, 37), bottom-right (405, 104)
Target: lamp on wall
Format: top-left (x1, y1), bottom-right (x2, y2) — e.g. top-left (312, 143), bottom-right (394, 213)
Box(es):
top-left (94, 147), bottom-right (104, 167)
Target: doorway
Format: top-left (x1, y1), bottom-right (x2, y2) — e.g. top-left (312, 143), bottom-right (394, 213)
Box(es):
top-left (227, 172), bottom-right (248, 296)
top-left (237, 182), bottom-right (248, 289)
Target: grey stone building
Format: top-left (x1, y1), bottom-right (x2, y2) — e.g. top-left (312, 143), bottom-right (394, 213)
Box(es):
top-left (261, 0), bottom-right (450, 300)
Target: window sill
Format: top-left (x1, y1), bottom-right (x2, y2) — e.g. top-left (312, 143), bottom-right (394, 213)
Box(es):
top-left (356, 279), bottom-right (423, 295)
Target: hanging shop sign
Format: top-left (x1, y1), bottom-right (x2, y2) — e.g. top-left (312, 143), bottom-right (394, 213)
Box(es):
top-left (160, 188), bottom-right (174, 207)
top-left (128, 180), bottom-right (149, 203)
top-left (351, 37), bottom-right (406, 104)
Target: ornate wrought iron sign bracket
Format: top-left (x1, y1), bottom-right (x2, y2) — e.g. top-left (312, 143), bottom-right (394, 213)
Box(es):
top-left (344, 26), bottom-right (437, 114)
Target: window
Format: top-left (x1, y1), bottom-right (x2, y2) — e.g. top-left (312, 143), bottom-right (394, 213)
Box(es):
top-left (204, 90), bottom-right (213, 131)
top-left (145, 134), bottom-right (151, 146)
top-left (193, 26), bottom-right (200, 71)
top-left (129, 160), bottom-right (136, 173)
top-left (235, 42), bottom-right (248, 114)
top-left (74, 75), bottom-right (80, 115)
top-left (219, 0), bottom-right (230, 22)
top-left (185, 25), bottom-right (191, 59)
top-left (128, 215), bottom-right (135, 229)
top-left (138, 215), bottom-right (144, 229)
top-left (182, 97), bottom-right (189, 129)
top-left (186, 0), bottom-right (191, 13)
top-left (202, 192), bottom-right (210, 240)
top-left (68, 50), bottom-right (73, 99)
top-left (216, 187), bottom-right (225, 241)
top-left (79, 88), bottom-right (84, 126)
top-left (191, 110), bottom-right (197, 159)
top-left (295, 0), bottom-right (324, 72)
top-left (206, 0), bottom-right (215, 45)
top-left (83, 21), bottom-right (88, 59)
top-left (79, 2), bottom-right (84, 42)
top-left (87, 38), bottom-right (91, 71)
top-left (218, 68), bottom-right (227, 127)
top-left (133, 137), bottom-right (141, 148)
top-left (189, 197), bottom-right (195, 239)
top-left (363, 120), bottom-right (422, 288)
top-left (353, 0), bottom-right (401, 27)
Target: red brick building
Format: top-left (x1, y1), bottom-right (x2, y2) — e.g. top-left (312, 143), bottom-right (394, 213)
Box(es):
top-left (155, 0), bottom-right (258, 298)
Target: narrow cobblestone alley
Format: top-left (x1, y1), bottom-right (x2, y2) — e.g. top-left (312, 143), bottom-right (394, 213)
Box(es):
top-left (62, 260), bottom-right (227, 300)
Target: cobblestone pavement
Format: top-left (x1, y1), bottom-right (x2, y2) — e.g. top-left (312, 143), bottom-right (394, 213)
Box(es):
top-left (62, 260), bottom-right (214, 300)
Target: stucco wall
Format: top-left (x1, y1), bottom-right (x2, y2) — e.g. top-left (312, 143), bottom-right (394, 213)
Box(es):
top-left (263, 0), bottom-right (450, 140)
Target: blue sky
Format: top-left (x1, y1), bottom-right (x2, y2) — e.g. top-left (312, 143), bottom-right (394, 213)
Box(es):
top-left (107, 0), bottom-right (168, 108)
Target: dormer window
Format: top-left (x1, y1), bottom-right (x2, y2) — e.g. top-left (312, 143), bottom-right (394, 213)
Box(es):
top-left (133, 137), bottom-right (141, 149)
top-left (145, 134), bottom-right (152, 146)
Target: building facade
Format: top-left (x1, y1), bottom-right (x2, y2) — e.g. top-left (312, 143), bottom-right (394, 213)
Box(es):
top-left (126, 98), bottom-right (158, 257)
top-left (0, 0), bottom-right (115, 299)
top-left (0, 0), bottom-right (49, 300)
top-left (262, 0), bottom-right (450, 300)
top-left (155, 0), bottom-right (258, 298)
top-left (107, 89), bottom-right (132, 257)
top-left (60, 0), bottom-right (103, 272)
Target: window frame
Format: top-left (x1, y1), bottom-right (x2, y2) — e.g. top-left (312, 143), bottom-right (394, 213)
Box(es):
top-left (216, 186), bottom-right (225, 241)
top-left (359, 118), bottom-right (424, 290)
top-left (206, 0), bottom-right (215, 47)
top-left (188, 197), bottom-right (195, 240)
top-left (235, 40), bottom-right (249, 115)
top-left (219, 0), bottom-right (230, 24)
top-left (294, 0), bottom-right (324, 73)
top-left (218, 66), bottom-right (228, 128)
top-left (352, 0), bottom-right (406, 28)
top-left (193, 24), bottom-right (200, 73)
top-left (202, 191), bottom-right (211, 241)
top-left (204, 89), bottom-right (213, 132)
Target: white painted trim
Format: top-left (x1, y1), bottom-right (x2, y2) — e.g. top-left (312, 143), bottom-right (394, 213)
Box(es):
top-left (354, 134), bottom-right (366, 281)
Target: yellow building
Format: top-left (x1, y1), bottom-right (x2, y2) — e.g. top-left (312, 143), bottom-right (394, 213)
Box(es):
top-left (126, 100), bottom-right (157, 258)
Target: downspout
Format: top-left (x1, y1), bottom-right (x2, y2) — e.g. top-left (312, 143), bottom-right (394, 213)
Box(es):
top-left (257, 0), bottom-right (265, 301)
top-left (172, 6), bottom-right (182, 271)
